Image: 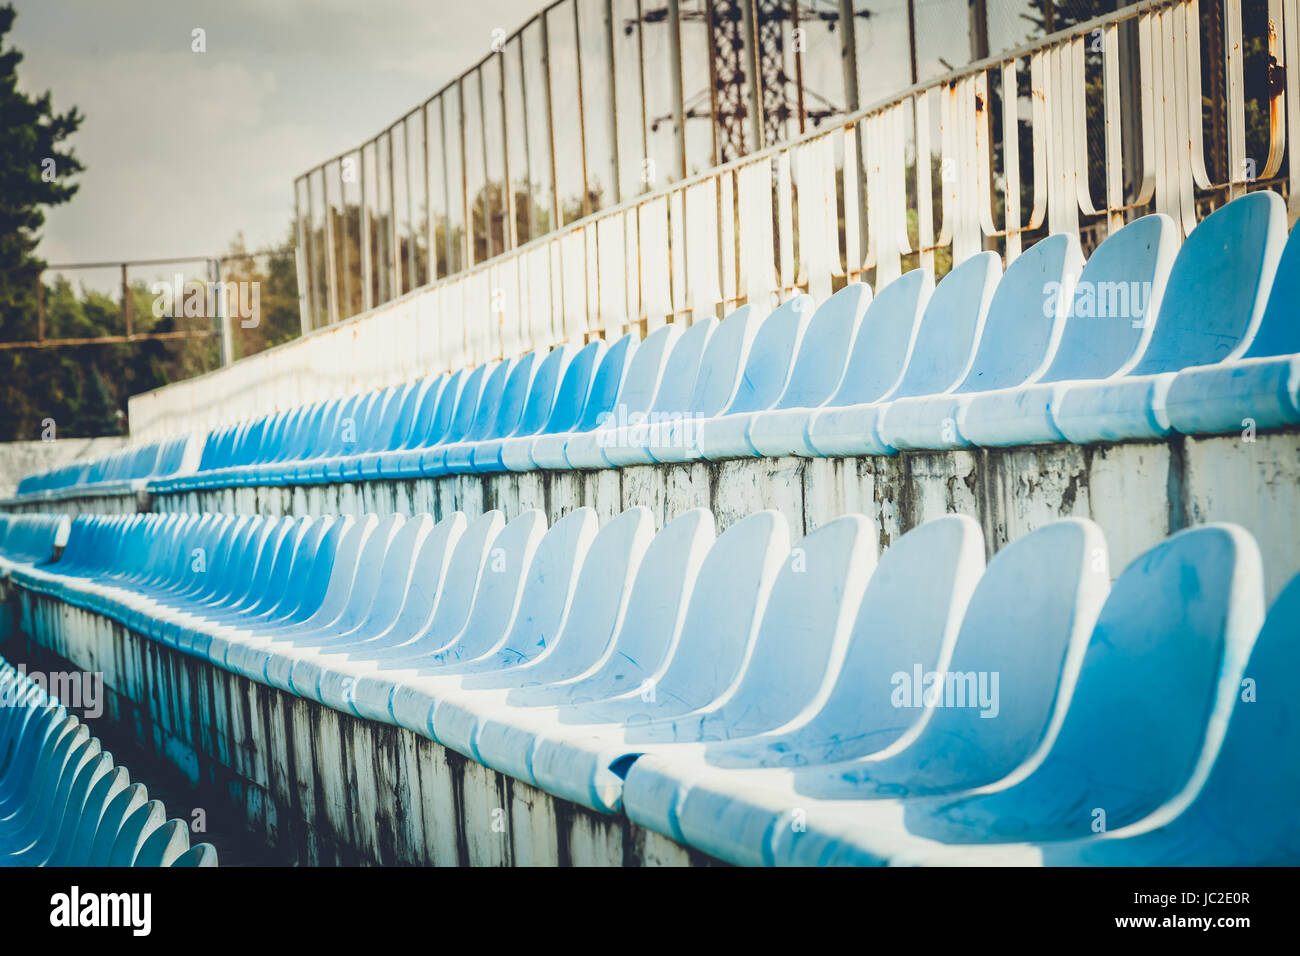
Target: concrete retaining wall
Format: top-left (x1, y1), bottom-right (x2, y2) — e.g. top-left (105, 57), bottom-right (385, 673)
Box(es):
top-left (139, 432), bottom-right (1300, 604)
top-left (2, 580), bottom-right (717, 867)
top-left (0, 437), bottom-right (127, 499)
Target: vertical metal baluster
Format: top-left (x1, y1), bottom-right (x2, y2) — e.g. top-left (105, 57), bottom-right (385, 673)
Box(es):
top-left (1103, 24), bottom-right (1125, 232)
top-left (916, 89), bottom-right (936, 272)
top-left (604, 0), bottom-right (621, 206)
top-left (341, 153), bottom-right (354, 316)
top-left (361, 142), bottom-right (374, 312)
top-left (1259, 0), bottom-right (1288, 179)
top-left (1001, 60), bottom-right (1023, 258)
top-left (667, 0), bottom-right (688, 178)
top-left (1285, 0), bottom-right (1300, 219)
top-left (295, 177), bottom-right (312, 334)
top-left (1225, 0), bottom-right (1247, 196)
top-left (541, 14), bottom-right (561, 232)
top-left (388, 127), bottom-right (400, 297)
top-left (325, 162), bottom-right (340, 326)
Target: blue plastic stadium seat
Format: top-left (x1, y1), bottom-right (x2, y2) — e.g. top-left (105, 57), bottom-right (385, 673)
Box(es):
top-left (1164, 216), bottom-right (1300, 437)
top-left (958, 214), bottom-right (1179, 447)
top-left (622, 517), bottom-right (1107, 860)
top-left (696, 295), bottom-right (816, 460)
top-left (645, 305), bottom-right (762, 463)
top-left (879, 233), bottom-right (1083, 452)
top-left (0, 654), bottom-right (215, 867)
top-left (499, 341), bottom-right (605, 472)
top-left (564, 325), bottom-right (682, 470)
top-left (603, 319), bottom-right (716, 467)
top-left (1051, 191), bottom-right (1289, 444)
top-left (10, 435), bottom-right (191, 501)
top-left (439, 355), bottom-right (536, 474)
top-left (750, 271), bottom-right (930, 458)
top-left (428, 506), bottom-right (657, 758)
top-left (611, 513), bottom-right (877, 832)
top-left (805, 252), bottom-right (1000, 456)
top-left (472, 345), bottom-right (576, 472)
top-left (386, 507), bottom-right (598, 736)
top-left (530, 332), bottom-right (640, 470)
top-left (776, 522), bottom-right (1262, 866)
top-left (703, 284), bottom-right (870, 460)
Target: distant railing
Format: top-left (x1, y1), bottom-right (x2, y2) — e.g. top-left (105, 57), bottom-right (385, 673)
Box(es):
top-left (0, 247), bottom-right (294, 368)
top-left (129, 0), bottom-right (1297, 439)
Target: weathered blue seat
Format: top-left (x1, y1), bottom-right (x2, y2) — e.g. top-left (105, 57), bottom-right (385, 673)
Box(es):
top-left (530, 332), bottom-right (640, 470)
top-left (1165, 219), bottom-right (1300, 437)
top-left (710, 284), bottom-right (870, 459)
top-left (472, 346), bottom-right (577, 472)
top-left (1051, 191), bottom-right (1289, 443)
top-left (564, 325), bottom-right (683, 470)
top-left (779, 523), bottom-right (1262, 866)
top-left (647, 305), bottom-right (763, 463)
top-left (387, 507), bottom-right (598, 736)
top-left (617, 513), bottom-right (878, 832)
top-left (752, 271), bottom-right (929, 458)
top-left (627, 517), bottom-right (1108, 863)
top-left (524, 510), bottom-right (788, 810)
top-left (0, 656), bottom-right (214, 867)
top-left (880, 234), bottom-right (1083, 451)
top-left (417, 361), bottom-right (499, 476)
top-left (959, 214), bottom-right (1178, 446)
top-left (470, 508), bottom-right (717, 785)
top-left (429, 506), bottom-right (657, 758)
top-left (499, 341), bottom-right (606, 472)
top-left (696, 296), bottom-right (816, 460)
top-left (805, 252), bottom-right (1000, 456)
top-left (438, 356), bottom-right (536, 474)
top-left (343, 510), bottom-right (541, 722)
top-left (603, 319), bottom-right (717, 467)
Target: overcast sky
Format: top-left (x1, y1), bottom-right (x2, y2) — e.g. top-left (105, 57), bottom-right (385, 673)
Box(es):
top-left (11, 0), bottom-right (1016, 286)
top-left (11, 0), bottom-right (539, 270)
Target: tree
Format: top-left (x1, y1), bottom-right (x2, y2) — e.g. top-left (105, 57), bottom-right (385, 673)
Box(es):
top-left (0, 1), bottom-right (89, 440)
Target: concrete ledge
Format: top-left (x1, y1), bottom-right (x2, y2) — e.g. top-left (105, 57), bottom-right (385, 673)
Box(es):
top-left (122, 432), bottom-right (1300, 603)
top-left (4, 581), bottom-right (719, 867)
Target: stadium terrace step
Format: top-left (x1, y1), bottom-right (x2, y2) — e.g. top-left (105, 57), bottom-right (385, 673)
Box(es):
top-left (771, 523), bottom-right (1264, 867)
top-left (0, 654), bottom-right (217, 866)
top-left (10, 194), bottom-right (1295, 506)
top-left (2, 503), bottom-right (1293, 866)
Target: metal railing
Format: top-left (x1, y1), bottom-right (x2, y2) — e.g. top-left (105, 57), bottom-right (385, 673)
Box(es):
top-left (129, 0), bottom-right (1297, 438)
top-left (1, 249), bottom-right (294, 367)
top-left (294, 0), bottom-right (1155, 333)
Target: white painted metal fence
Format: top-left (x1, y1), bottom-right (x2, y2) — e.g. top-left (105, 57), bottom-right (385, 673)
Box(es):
top-left (129, 0), bottom-right (1297, 439)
